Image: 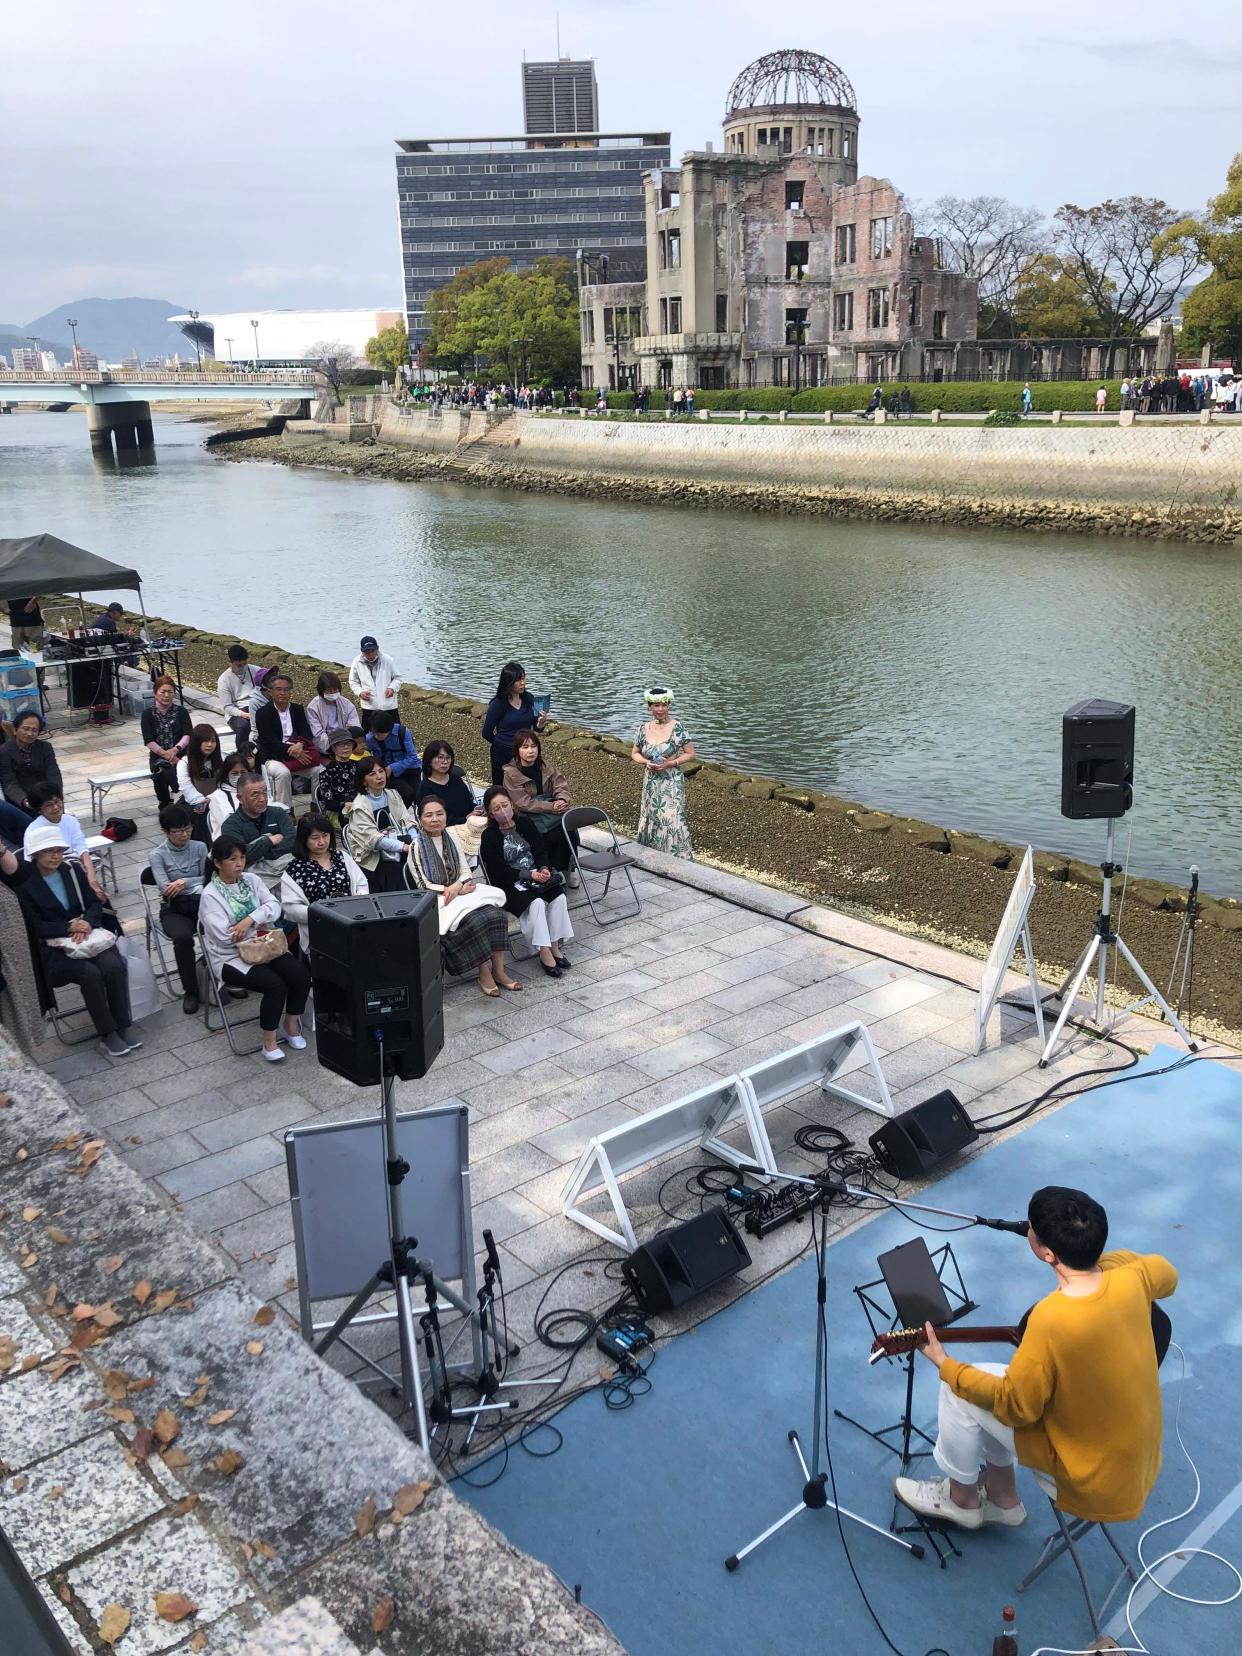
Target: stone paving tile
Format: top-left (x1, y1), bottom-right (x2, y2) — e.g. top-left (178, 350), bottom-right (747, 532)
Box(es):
top-left (699, 972), bottom-right (800, 1014)
top-left (68, 1510), bottom-right (254, 1656)
top-left (701, 1001), bottom-right (809, 1050)
top-left (869, 1036), bottom-right (973, 1093)
top-left (469, 1189), bottom-right (550, 1245)
top-left (79, 1085), bottom-right (168, 1131)
top-left (156, 1135), bottom-right (287, 1203)
top-left (236, 1240), bottom-right (301, 1304)
top-left (0, 1428), bottom-right (163, 1576)
top-left (552, 968), bottom-right (662, 1009)
top-left (528, 1100), bottom-right (639, 1165)
top-left (846, 975), bottom-right (945, 1019)
top-left (39, 1589), bottom-right (91, 1656)
top-left (707, 920), bottom-right (799, 958)
top-left (639, 944), bottom-right (731, 983)
top-left (557, 997), bottom-right (655, 1043)
top-left (626, 1029), bottom-right (732, 1082)
top-left (180, 1179), bottom-right (270, 1235)
top-left (843, 957), bottom-right (915, 989)
top-left (534, 1062), bottom-right (647, 1120)
top-left (191, 1092), bottom-right (316, 1154)
top-left (0, 1362), bottom-right (101, 1472)
top-left (122, 1130), bottom-right (206, 1180)
top-left (110, 1087), bottom-right (237, 1145)
top-left (941, 1040), bottom-right (1046, 1093)
top-left (773, 976), bottom-right (869, 1017)
top-left (65, 1049), bottom-right (186, 1105)
top-left (916, 984), bottom-right (980, 1022)
top-left (502, 1213), bottom-right (610, 1274)
top-left (469, 1141), bottom-right (561, 1205)
top-left (460, 1058), bottom-right (576, 1115)
top-left (216, 1202), bottom-right (297, 1261)
top-left (473, 992), bottom-right (589, 1044)
top-left (242, 1165), bottom-right (296, 1208)
top-left (469, 1097), bottom-right (572, 1162)
top-left (634, 970), bottom-right (732, 1010)
top-left (865, 1002), bottom-right (957, 1051)
top-left (703, 945), bottom-right (799, 986)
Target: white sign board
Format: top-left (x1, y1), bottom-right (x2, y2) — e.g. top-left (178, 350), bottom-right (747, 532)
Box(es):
top-left (975, 846), bottom-right (1044, 1053)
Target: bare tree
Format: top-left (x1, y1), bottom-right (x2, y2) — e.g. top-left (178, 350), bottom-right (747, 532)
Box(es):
top-left (303, 337), bottom-right (355, 400)
top-left (1053, 198), bottom-right (1203, 335)
top-left (919, 195), bottom-right (1047, 331)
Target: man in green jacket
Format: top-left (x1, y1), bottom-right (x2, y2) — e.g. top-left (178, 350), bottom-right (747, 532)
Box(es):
top-left (220, 773), bottom-right (295, 890)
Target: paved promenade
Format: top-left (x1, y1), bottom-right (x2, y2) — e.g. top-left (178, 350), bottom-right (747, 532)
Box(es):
top-left (29, 681), bottom-right (1206, 1413)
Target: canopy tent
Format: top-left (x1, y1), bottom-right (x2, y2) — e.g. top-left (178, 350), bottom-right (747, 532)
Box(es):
top-left (0, 535), bottom-right (142, 603)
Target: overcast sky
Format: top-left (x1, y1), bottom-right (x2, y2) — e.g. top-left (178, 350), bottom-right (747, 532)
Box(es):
top-left (2, 0), bottom-right (1239, 323)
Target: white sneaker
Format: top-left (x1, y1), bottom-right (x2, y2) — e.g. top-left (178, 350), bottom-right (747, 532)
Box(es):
top-left (567, 868), bottom-right (580, 888)
top-left (980, 1496), bottom-right (1027, 1527)
top-left (893, 1475), bottom-right (983, 1530)
top-left (285, 1033), bottom-right (307, 1050)
top-left (261, 1046), bottom-right (285, 1063)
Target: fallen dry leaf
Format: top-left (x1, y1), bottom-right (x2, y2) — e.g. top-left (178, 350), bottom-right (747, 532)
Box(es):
top-left (184, 1376), bottom-right (210, 1408)
top-left (98, 1601), bottom-right (130, 1644)
top-left (15, 1147), bottom-right (28, 1162)
top-left (153, 1408), bottom-right (180, 1445)
top-left (130, 1427), bottom-right (154, 1460)
top-left (93, 1304), bottom-right (124, 1330)
top-left (190, 1634), bottom-right (207, 1653)
top-left (244, 1341), bottom-right (263, 1357)
top-left (129, 1377), bottom-right (156, 1393)
top-left (390, 1480), bottom-right (433, 1519)
top-left (21, 1205), bottom-right (40, 1222)
top-left (46, 1356), bottom-right (80, 1382)
top-left (154, 1591), bottom-right (197, 1624)
top-left (74, 1139), bottom-right (106, 1176)
top-left (71, 1303), bottom-right (97, 1323)
top-left (102, 1370), bottom-right (131, 1401)
top-left (160, 1447), bottom-right (190, 1469)
top-left (105, 1407), bottom-right (135, 1424)
top-left (132, 1281), bottom-right (152, 1306)
top-left (20, 1354), bottom-right (40, 1373)
top-left (371, 1596), bottom-right (396, 1634)
top-left (50, 1131), bottom-right (83, 1151)
top-left (250, 1538), bottom-right (276, 1560)
top-left (47, 1484), bottom-right (65, 1501)
top-left (206, 1408), bottom-right (237, 1427)
top-left (152, 1289), bottom-right (178, 1313)
top-left (68, 1324), bottom-right (105, 1353)
top-left (45, 1226), bottom-right (71, 1245)
top-left (9, 1475), bottom-right (28, 1492)
top-left (173, 1494), bottom-right (200, 1517)
top-left (252, 1305), bottom-right (276, 1326)
top-left (356, 1495), bottom-right (377, 1537)
top-left (20, 1250), bottom-right (38, 1269)
top-left (208, 1448), bottom-right (245, 1477)
top-left (101, 1254), bottom-right (125, 1276)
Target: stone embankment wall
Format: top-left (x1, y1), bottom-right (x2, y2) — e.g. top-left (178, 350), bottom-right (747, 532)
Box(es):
top-left (370, 407), bottom-right (1242, 541)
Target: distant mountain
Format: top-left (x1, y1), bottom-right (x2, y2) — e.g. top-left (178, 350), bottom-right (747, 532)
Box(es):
top-left (22, 298), bottom-right (191, 363)
top-left (0, 328), bottom-right (73, 360)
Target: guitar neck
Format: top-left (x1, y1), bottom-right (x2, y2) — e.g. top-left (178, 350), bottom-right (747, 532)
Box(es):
top-left (934, 1324), bottom-right (1021, 1347)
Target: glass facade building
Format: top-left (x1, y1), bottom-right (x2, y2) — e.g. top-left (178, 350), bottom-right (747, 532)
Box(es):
top-left (395, 131), bottom-right (671, 349)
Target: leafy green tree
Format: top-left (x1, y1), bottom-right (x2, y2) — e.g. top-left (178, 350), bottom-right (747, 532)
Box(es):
top-left (364, 320), bottom-right (409, 379)
top-left (429, 257), bottom-right (580, 383)
top-left (1173, 154), bottom-right (1242, 359)
top-left (1011, 254), bottom-right (1104, 337)
top-left (1053, 197), bottom-right (1201, 335)
top-left (424, 258), bottom-right (512, 370)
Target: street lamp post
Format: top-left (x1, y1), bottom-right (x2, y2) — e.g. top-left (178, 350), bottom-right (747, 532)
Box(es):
top-left (66, 317), bottom-right (79, 369)
top-left (188, 309), bottom-right (202, 368)
top-left (224, 337), bottom-right (234, 365)
top-left (250, 319), bottom-right (261, 369)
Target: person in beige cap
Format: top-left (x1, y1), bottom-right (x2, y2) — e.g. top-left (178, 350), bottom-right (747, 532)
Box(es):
top-left (18, 823), bottom-right (138, 1057)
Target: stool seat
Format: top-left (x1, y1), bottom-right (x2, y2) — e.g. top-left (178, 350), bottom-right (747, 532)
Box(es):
top-left (1018, 1483), bottom-right (1139, 1639)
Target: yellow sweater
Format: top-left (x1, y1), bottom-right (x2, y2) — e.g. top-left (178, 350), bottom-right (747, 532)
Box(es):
top-left (939, 1250), bottom-right (1177, 1522)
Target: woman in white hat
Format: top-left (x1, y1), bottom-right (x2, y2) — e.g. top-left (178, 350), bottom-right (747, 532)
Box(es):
top-left (631, 687), bottom-right (695, 859)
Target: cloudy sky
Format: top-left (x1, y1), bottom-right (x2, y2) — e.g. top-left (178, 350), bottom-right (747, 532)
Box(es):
top-left (3, 0), bottom-right (1239, 323)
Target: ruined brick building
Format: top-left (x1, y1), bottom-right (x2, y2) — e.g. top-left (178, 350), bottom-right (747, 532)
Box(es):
top-left (579, 48), bottom-right (978, 391)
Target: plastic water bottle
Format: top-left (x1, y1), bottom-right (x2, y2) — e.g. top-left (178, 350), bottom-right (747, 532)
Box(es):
top-left (991, 1605), bottom-right (1018, 1656)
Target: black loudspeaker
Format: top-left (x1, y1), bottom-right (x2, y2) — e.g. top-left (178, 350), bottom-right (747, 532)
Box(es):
top-left (1061, 699), bottom-right (1134, 820)
top-left (309, 892), bottom-right (443, 1087)
top-left (622, 1209), bottom-right (752, 1315)
top-left (868, 1090), bottom-right (979, 1180)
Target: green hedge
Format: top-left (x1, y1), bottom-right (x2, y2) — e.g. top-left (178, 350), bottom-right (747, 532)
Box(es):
top-left (693, 388), bottom-right (794, 411)
top-left (788, 380), bottom-right (1127, 414)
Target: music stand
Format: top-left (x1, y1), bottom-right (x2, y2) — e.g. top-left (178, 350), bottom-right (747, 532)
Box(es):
top-left (833, 1237), bottom-right (975, 1565)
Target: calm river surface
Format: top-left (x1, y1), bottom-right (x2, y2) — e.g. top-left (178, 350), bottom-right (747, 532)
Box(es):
top-left (2, 409), bottom-right (1239, 892)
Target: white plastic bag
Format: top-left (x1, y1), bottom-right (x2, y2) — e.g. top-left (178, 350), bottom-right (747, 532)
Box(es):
top-left (116, 933), bottom-right (161, 1022)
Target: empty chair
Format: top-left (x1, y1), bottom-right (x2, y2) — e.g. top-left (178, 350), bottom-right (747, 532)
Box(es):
top-left (560, 806), bottom-right (641, 926)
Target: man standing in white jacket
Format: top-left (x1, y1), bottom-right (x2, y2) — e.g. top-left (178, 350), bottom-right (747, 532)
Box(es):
top-left (348, 635), bottom-right (403, 731)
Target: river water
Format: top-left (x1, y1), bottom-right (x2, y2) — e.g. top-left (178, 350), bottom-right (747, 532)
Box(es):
top-left (2, 409), bottom-right (1239, 892)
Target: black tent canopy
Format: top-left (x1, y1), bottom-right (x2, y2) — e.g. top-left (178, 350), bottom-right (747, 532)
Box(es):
top-left (0, 534), bottom-right (142, 603)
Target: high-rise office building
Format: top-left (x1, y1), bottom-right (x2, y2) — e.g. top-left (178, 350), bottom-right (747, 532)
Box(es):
top-left (521, 58), bottom-right (598, 135)
top-left (395, 60), bottom-right (669, 353)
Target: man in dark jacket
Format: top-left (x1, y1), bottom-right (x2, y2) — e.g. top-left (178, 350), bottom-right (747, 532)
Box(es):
top-left (220, 773), bottom-right (295, 888)
top-left (254, 673), bottom-right (321, 806)
top-left (0, 712), bottom-right (61, 816)
top-left (364, 712), bottom-right (420, 806)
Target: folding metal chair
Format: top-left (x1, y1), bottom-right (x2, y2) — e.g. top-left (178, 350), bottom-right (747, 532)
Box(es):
top-left (139, 867), bottom-right (180, 1002)
top-left (560, 806), bottom-right (641, 926)
top-left (195, 914), bottom-right (265, 1056)
top-left (45, 990), bottom-right (97, 1047)
top-left (1017, 1472), bottom-right (1139, 1639)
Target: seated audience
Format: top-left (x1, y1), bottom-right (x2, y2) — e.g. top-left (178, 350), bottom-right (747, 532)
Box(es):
top-left (480, 786), bottom-right (573, 977)
top-left (220, 772), bottom-right (296, 888)
top-left (148, 803), bottom-right (209, 1014)
top-left (417, 740), bottom-right (480, 826)
top-left (255, 672), bottom-right (322, 805)
top-left (407, 795), bottom-right (518, 998)
top-left (217, 643), bottom-right (258, 741)
top-left (0, 711), bottom-right (61, 821)
top-left (280, 813), bottom-right (368, 925)
top-left (141, 675), bottom-right (193, 809)
top-left (501, 728), bottom-right (578, 877)
top-left (247, 666), bottom-right (273, 723)
top-left (208, 751), bottom-right (250, 839)
top-left (176, 725), bottom-right (227, 844)
top-left (19, 823), bottom-right (137, 1057)
top-left (306, 671), bottom-right (362, 752)
top-left (23, 781), bottom-right (105, 899)
top-left (343, 756), bottom-right (415, 893)
top-left (199, 835), bottom-right (311, 1064)
top-left (316, 728), bottom-right (362, 829)
top-left (365, 711), bottom-right (420, 806)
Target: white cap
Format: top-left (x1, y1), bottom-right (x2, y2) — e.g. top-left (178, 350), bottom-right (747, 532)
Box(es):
top-left (25, 823), bottom-right (69, 855)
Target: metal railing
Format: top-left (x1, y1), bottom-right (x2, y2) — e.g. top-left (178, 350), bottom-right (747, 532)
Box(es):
top-left (0, 369), bottom-right (320, 385)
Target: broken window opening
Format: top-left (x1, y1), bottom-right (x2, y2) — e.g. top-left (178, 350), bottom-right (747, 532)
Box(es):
top-left (668, 296), bottom-right (682, 332)
top-left (785, 180), bottom-right (805, 213)
top-left (870, 216), bottom-right (894, 259)
top-left (932, 309), bottom-right (948, 341)
top-left (833, 291), bottom-right (853, 332)
top-left (715, 293), bottom-right (728, 332)
top-left (835, 223), bottom-right (856, 264)
top-left (786, 240), bottom-right (809, 281)
top-left (867, 287), bottom-right (891, 329)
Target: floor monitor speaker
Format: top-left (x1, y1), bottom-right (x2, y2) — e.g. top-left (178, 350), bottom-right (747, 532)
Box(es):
top-left (622, 1209), bottom-right (752, 1315)
top-left (868, 1090), bottom-right (979, 1180)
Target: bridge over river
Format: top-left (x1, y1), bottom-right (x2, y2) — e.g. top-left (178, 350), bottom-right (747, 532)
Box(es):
top-left (0, 369), bottom-right (321, 456)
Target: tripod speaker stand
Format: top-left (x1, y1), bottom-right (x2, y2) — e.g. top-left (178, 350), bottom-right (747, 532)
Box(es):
top-left (1040, 818), bottom-right (1197, 1067)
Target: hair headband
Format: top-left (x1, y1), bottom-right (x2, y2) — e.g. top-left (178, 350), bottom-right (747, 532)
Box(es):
top-left (645, 687), bottom-right (674, 706)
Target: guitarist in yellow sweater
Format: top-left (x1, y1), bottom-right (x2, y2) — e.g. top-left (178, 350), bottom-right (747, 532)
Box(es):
top-left (894, 1185), bottom-right (1177, 1531)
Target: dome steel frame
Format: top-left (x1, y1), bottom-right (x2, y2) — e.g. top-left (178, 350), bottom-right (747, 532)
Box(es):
top-left (725, 49), bottom-right (857, 117)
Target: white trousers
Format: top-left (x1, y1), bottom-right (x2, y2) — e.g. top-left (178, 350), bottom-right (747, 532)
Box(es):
top-left (519, 893), bottom-right (573, 950)
top-left (932, 1362), bottom-right (1017, 1483)
top-left (263, 761), bottom-right (293, 808)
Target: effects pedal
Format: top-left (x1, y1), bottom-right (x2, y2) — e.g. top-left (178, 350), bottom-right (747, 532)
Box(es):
top-left (743, 1171), bottom-right (838, 1239)
top-left (596, 1323), bottom-right (654, 1370)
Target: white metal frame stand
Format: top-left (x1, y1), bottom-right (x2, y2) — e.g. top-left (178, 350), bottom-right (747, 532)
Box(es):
top-left (1040, 818), bottom-right (1197, 1068)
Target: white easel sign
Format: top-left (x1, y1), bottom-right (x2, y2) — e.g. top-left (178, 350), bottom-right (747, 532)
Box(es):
top-left (975, 846), bottom-right (1045, 1054)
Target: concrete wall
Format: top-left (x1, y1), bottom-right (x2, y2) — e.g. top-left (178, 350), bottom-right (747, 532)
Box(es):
top-left (473, 413), bottom-right (1242, 512)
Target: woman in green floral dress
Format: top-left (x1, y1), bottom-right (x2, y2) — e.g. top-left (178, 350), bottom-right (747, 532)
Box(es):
top-left (631, 687), bottom-right (695, 859)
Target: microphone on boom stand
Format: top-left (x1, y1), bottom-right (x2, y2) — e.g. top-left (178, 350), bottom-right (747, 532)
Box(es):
top-left (737, 1166), bottom-right (1028, 1236)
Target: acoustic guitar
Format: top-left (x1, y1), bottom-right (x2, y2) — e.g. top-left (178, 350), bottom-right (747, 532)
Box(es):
top-left (869, 1302), bottom-right (1172, 1366)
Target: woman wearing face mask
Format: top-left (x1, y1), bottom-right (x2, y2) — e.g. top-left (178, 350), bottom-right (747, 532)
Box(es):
top-left (306, 671), bottom-right (362, 752)
top-left (208, 751), bottom-right (251, 839)
top-left (343, 756), bottom-right (416, 893)
top-left (479, 786), bottom-right (572, 977)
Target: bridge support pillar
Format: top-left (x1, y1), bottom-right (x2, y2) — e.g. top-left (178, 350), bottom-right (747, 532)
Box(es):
top-left (87, 401), bottom-right (154, 458)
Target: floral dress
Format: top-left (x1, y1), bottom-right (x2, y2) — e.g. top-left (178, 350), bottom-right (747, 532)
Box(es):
top-left (635, 719), bottom-right (693, 860)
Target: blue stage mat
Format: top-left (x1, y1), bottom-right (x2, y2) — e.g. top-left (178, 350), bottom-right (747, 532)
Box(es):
top-left (462, 1047), bottom-right (1242, 1654)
